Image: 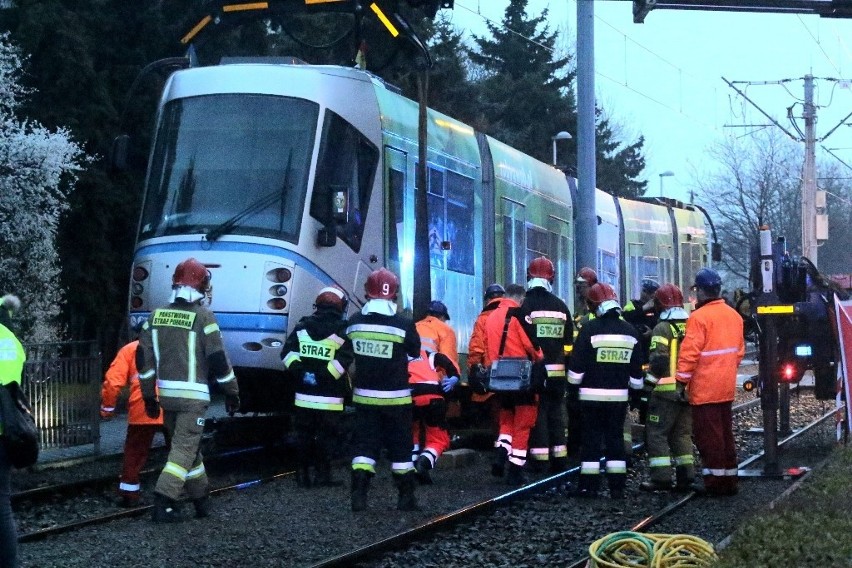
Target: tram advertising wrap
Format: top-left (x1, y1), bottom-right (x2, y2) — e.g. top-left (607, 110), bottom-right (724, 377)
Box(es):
top-left (128, 62), bottom-right (717, 412)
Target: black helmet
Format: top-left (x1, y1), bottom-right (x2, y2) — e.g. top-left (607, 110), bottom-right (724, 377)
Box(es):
top-left (427, 300), bottom-right (450, 320)
top-left (640, 278), bottom-right (660, 295)
top-left (484, 283), bottom-right (505, 301)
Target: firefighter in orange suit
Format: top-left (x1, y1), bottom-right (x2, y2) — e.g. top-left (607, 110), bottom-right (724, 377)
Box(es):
top-left (101, 332), bottom-right (165, 507)
top-left (485, 284), bottom-right (542, 486)
top-left (676, 268), bottom-right (744, 496)
top-left (640, 284), bottom-right (694, 492)
top-left (466, 284), bottom-right (505, 434)
top-left (137, 258), bottom-right (240, 522)
top-left (409, 346), bottom-right (460, 485)
top-left (521, 257), bottom-right (573, 474)
top-left (416, 300), bottom-right (459, 371)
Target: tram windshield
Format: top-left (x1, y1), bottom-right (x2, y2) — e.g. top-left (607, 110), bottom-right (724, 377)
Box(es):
top-left (139, 94), bottom-right (319, 243)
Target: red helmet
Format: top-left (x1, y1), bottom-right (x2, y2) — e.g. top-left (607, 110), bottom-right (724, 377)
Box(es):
top-left (654, 283), bottom-right (684, 309)
top-left (586, 282), bottom-right (617, 305)
top-left (576, 267), bottom-right (598, 285)
top-left (315, 286), bottom-right (348, 312)
top-left (527, 256), bottom-right (555, 281)
top-left (172, 258), bottom-right (210, 292)
top-left (364, 268), bottom-right (399, 300)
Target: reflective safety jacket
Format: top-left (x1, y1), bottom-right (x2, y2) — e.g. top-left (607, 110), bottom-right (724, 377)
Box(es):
top-left (646, 319), bottom-right (687, 399)
top-left (568, 310), bottom-right (644, 402)
top-left (0, 323), bottom-right (24, 388)
top-left (281, 307), bottom-right (354, 412)
top-left (415, 316), bottom-right (459, 371)
top-left (345, 308), bottom-right (420, 406)
top-left (484, 298), bottom-right (540, 365)
top-left (408, 349), bottom-right (459, 399)
top-left (137, 300), bottom-right (238, 411)
top-left (0, 323), bottom-right (24, 437)
top-left (468, 298), bottom-right (501, 367)
top-left (676, 299), bottom-right (745, 405)
top-left (101, 340), bottom-right (163, 425)
top-left (520, 286), bottom-right (573, 381)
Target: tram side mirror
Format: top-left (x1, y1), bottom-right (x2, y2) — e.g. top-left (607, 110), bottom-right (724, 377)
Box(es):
top-left (712, 242), bottom-right (722, 263)
top-left (110, 134), bottom-right (130, 172)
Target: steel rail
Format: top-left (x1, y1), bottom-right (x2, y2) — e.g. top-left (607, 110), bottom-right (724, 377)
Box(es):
top-left (312, 402), bottom-right (838, 568)
top-left (17, 464), bottom-right (293, 543)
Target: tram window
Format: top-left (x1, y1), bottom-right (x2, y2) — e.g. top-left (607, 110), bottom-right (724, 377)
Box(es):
top-left (388, 168), bottom-right (405, 262)
top-left (140, 94), bottom-right (318, 243)
top-left (310, 111), bottom-right (378, 253)
top-left (445, 171), bottom-right (474, 274)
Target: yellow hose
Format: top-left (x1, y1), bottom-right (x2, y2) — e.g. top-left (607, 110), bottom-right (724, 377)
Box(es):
top-left (588, 532), bottom-right (718, 568)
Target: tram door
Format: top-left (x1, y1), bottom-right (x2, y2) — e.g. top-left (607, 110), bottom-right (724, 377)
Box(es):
top-left (384, 146), bottom-right (414, 310)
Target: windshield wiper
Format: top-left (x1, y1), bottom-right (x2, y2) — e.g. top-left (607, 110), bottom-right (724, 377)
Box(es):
top-left (204, 152), bottom-right (293, 242)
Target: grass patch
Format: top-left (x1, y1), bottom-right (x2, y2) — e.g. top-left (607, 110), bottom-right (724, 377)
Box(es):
top-left (715, 446), bottom-right (852, 567)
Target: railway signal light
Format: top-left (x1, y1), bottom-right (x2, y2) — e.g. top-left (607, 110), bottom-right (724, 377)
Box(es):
top-left (779, 362), bottom-right (798, 384)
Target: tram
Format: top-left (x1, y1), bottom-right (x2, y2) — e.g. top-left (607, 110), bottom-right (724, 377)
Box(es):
top-left (127, 61), bottom-right (717, 411)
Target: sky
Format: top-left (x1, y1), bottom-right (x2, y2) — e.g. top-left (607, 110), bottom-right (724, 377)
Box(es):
top-left (444, 0), bottom-right (852, 204)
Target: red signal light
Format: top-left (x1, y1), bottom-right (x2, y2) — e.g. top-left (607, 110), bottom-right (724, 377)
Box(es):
top-left (780, 363), bottom-right (797, 383)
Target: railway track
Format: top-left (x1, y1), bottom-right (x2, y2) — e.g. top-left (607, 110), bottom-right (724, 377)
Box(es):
top-left (310, 399), bottom-right (841, 568)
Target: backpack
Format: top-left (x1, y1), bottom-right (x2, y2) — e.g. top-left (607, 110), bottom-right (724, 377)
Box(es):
top-left (0, 382), bottom-right (39, 468)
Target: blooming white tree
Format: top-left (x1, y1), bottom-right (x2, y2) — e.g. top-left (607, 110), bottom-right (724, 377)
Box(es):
top-left (0, 32), bottom-right (88, 342)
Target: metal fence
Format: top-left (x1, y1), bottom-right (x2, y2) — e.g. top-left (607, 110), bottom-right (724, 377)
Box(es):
top-left (22, 341), bottom-right (101, 453)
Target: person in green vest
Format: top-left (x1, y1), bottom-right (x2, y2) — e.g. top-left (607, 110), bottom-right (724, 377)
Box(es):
top-left (0, 293), bottom-right (24, 568)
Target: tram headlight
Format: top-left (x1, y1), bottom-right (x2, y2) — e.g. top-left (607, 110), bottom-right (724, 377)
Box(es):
top-left (267, 298), bottom-right (287, 310)
top-left (130, 296), bottom-right (144, 309)
top-left (267, 268), bottom-right (292, 283)
top-left (270, 284), bottom-right (287, 297)
top-left (132, 266), bottom-right (149, 282)
top-left (131, 283), bottom-right (144, 296)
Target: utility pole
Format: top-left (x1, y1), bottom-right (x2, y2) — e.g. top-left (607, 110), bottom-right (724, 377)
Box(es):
top-left (802, 75), bottom-right (818, 266)
top-left (576, 0), bottom-right (598, 274)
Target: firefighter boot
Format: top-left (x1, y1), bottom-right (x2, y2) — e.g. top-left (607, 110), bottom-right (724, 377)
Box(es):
top-left (491, 447), bottom-right (508, 477)
top-left (193, 496), bottom-right (210, 519)
top-left (415, 454), bottom-right (433, 485)
top-left (674, 467), bottom-right (693, 493)
top-left (505, 463), bottom-right (527, 487)
top-left (151, 493), bottom-right (183, 523)
top-left (394, 472), bottom-right (419, 511)
top-left (351, 470), bottom-right (372, 512)
top-left (314, 460), bottom-right (343, 487)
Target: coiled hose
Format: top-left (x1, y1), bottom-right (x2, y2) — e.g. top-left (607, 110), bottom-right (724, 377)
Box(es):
top-left (588, 531), bottom-right (718, 567)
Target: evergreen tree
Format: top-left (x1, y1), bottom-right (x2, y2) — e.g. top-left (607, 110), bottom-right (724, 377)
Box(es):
top-left (469, 0), bottom-right (646, 197)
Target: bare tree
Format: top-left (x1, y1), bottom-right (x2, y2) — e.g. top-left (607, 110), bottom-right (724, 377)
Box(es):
top-left (692, 129), bottom-right (802, 283)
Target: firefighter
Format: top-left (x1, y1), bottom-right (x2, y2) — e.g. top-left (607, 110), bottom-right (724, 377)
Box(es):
top-left (569, 267), bottom-right (597, 460)
top-left (623, 278), bottom-right (660, 425)
top-left (676, 268), bottom-right (744, 496)
top-left (485, 284), bottom-right (542, 486)
top-left (521, 257), bottom-right (573, 474)
top-left (100, 326), bottom-right (165, 507)
top-left (640, 284), bottom-right (694, 492)
top-left (568, 283), bottom-right (644, 498)
top-left (345, 268), bottom-right (421, 511)
top-left (281, 286), bottom-right (354, 489)
top-left (416, 300), bottom-right (459, 370)
top-left (0, 294), bottom-right (23, 568)
top-left (409, 344), bottom-right (460, 485)
top-left (137, 258), bottom-right (240, 522)
top-left (466, 284), bottom-right (505, 434)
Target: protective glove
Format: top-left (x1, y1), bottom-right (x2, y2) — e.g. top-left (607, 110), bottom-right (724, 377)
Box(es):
top-left (226, 393), bottom-right (241, 415)
top-left (143, 397), bottom-right (160, 420)
top-left (675, 381), bottom-right (688, 403)
top-left (100, 409), bottom-right (115, 420)
top-left (441, 376), bottom-right (459, 393)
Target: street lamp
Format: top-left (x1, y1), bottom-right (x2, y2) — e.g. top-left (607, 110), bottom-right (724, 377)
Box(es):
top-left (552, 131), bottom-right (572, 166)
top-left (659, 171), bottom-right (674, 197)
